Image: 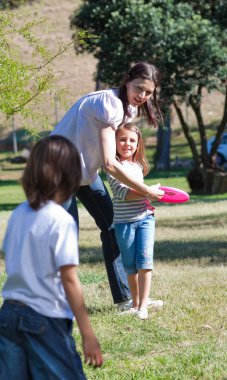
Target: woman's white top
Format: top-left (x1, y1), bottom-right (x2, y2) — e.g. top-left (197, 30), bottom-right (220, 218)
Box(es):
top-left (107, 161), bottom-right (154, 223)
top-left (51, 89), bottom-right (137, 185)
top-left (2, 201), bottom-right (79, 319)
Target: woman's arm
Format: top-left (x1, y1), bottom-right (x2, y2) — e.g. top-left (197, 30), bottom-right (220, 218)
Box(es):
top-left (100, 126), bottom-right (164, 201)
top-left (61, 265), bottom-right (103, 367)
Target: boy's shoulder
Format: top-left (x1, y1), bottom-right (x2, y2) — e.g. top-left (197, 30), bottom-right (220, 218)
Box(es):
top-left (38, 201), bottom-right (74, 223)
top-left (9, 200), bottom-right (30, 219)
top-left (10, 200), bottom-right (73, 226)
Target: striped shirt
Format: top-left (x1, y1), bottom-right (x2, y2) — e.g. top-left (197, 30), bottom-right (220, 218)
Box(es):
top-left (106, 161), bottom-right (154, 223)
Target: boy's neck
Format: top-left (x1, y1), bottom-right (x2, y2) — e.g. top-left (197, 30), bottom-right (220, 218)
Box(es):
top-left (52, 193), bottom-right (64, 205)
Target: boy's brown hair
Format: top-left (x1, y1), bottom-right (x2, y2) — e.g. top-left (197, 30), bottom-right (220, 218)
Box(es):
top-left (22, 135), bottom-right (81, 209)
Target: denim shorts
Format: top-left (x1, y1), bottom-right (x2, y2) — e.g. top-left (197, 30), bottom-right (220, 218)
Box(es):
top-left (115, 214), bottom-right (155, 275)
top-left (0, 301), bottom-right (86, 380)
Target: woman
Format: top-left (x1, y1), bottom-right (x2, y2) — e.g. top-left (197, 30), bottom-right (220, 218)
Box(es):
top-left (51, 62), bottom-right (164, 309)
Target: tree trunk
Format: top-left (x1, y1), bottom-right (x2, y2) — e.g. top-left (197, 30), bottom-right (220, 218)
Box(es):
top-left (173, 99), bottom-right (200, 167)
top-left (187, 167), bottom-right (227, 194)
top-left (155, 111), bottom-right (171, 170)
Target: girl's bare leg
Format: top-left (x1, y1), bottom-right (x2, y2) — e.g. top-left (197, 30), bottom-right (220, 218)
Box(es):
top-left (127, 273), bottom-right (139, 309)
top-left (138, 269), bottom-right (152, 309)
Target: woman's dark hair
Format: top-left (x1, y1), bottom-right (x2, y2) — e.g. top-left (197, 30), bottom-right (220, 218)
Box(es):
top-left (119, 61), bottom-right (162, 127)
top-left (22, 135), bottom-right (82, 209)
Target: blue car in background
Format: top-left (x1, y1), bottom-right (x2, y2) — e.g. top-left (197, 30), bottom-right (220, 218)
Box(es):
top-left (207, 132), bottom-right (227, 166)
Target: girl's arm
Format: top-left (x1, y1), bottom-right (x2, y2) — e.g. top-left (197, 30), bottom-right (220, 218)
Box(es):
top-left (125, 188), bottom-right (146, 200)
top-left (108, 172), bottom-right (159, 201)
top-left (60, 265), bottom-right (103, 368)
top-left (125, 183), bottom-right (162, 201)
top-left (100, 126), bottom-right (164, 201)
top-left (107, 171), bottom-right (146, 201)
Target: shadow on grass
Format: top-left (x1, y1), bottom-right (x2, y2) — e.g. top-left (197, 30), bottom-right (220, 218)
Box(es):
top-left (158, 212), bottom-right (227, 228)
top-left (155, 240), bottom-right (227, 264)
top-left (0, 179), bottom-right (23, 211)
top-left (1, 167), bottom-right (24, 172)
top-left (1, 198), bottom-right (226, 212)
top-left (0, 180), bottom-right (20, 186)
top-left (187, 197), bottom-right (227, 202)
top-left (79, 247), bottom-right (103, 265)
top-left (0, 204), bottom-right (20, 211)
top-left (2, 232), bottom-right (224, 265)
top-left (0, 202), bottom-right (85, 212)
top-left (79, 240), bottom-right (227, 266)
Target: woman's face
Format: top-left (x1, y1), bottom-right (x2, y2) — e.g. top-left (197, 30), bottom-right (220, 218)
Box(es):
top-left (126, 78), bottom-right (155, 107)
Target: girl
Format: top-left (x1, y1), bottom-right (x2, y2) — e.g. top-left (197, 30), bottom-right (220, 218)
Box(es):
top-left (0, 136), bottom-right (103, 380)
top-left (51, 62), bottom-right (164, 311)
top-left (107, 123), bottom-right (163, 320)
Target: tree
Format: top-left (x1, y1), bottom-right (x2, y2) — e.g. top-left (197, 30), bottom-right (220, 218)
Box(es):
top-left (0, 11), bottom-right (91, 132)
top-left (71, 0), bottom-right (227, 193)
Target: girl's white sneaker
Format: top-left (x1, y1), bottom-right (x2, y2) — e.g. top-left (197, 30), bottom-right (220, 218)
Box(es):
top-left (117, 299), bottom-right (163, 313)
top-left (119, 307), bottom-right (137, 315)
top-left (135, 308), bottom-right (148, 320)
top-left (147, 299), bottom-right (164, 311)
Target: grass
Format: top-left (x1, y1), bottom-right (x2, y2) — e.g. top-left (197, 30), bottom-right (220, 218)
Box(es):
top-left (0, 154), bottom-right (227, 379)
top-left (1, 206), bottom-right (226, 379)
top-left (71, 204), bottom-right (227, 380)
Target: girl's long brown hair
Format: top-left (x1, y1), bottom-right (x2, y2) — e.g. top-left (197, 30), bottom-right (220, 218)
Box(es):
top-left (116, 122), bottom-right (150, 176)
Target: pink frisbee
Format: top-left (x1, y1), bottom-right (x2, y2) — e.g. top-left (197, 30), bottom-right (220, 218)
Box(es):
top-left (158, 186), bottom-right (190, 203)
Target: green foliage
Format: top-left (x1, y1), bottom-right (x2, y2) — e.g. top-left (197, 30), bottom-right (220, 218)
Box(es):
top-left (174, 0), bottom-right (227, 30)
top-left (71, 1), bottom-right (226, 94)
top-left (71, 1), bottom-right (227, 173)
top-left (0, 11), bottom-right (94, 129)
top-left (0, 12), bottom-right (55, 128)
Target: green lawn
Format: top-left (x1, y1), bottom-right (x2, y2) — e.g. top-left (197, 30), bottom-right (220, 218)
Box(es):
top-left (72, 202), bottom-right (227, 380)
top-left (0, 155), bottom-right (227, 379)
top-left (2, 201), bottom-right (226, 379)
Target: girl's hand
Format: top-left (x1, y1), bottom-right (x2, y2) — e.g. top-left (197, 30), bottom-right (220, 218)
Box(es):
top-left (83, 334), bottom-right (103, 368)
top-left (147, 183), bottom-right (164, 201)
